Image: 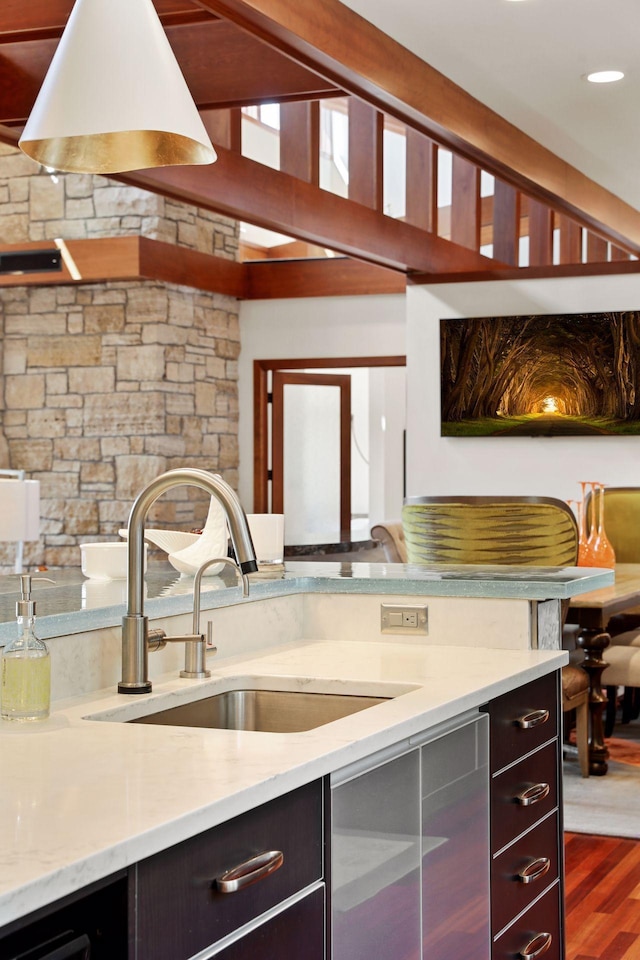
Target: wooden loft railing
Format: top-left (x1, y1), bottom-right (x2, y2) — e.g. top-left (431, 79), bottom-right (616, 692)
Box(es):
top-left (204, 96), bottom-right (633, 278)
top-left (0, 0), bottom-right (638, 295)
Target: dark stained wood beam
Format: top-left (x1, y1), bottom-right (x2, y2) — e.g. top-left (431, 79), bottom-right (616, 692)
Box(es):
top-left (116, 144), bottom-right (502, 274)
top-left (0, 1), bottom-right (214, 42)
top-left (0, 19), bottom-right (342, 125)
top-left (0, 236), bottom-right (245, 297)
top-left (409, 257), bottom-right (640, 285)
top-left (191, 0), bottom-right (640, 255)
top-left (244, 257), bottom-right (405, 298)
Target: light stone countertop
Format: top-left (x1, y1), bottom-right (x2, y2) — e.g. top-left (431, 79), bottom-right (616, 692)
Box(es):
top-left (0, 560), bottom-right (614, 643)
top-left (0, 635), bottom-right (567, 929)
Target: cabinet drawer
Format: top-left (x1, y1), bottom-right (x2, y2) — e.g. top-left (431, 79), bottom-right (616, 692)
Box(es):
top-left (492, 813), bottom-right (559, 935)
top-left (486, 673), bottom-right (558, 773)
top-left (134, 780), bottom-right (323, 960)
top-left (213, 886), bottom-right (325, 960)
top-left (492, 881), bottom-right (561, 960)
top-left (491, 741), bottom-right (558, 853)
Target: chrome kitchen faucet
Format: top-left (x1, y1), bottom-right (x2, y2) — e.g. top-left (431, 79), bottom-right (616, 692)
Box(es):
top-left (119, 468), bottom-right (258, 695)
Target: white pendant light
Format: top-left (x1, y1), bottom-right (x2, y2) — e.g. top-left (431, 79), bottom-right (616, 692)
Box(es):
top-left (19, 0), bottom-right (216, 175)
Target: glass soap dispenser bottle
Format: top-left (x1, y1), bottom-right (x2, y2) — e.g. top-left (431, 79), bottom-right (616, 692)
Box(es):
top-left (1, 574), bottom-right (53, 721)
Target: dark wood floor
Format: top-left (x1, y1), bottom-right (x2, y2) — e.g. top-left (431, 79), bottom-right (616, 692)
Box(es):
top-left (565, 832), bottom-right (640, 960)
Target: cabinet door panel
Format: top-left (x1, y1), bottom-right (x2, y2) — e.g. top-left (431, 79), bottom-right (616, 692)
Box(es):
top-left (422, 715), bottom-right (490, 960)
top-left (331, 749), bottom-right (421, 960)
top-left (214, 887), bottom-right (324, 960)
top-left (135, 781), bottom-right (322, 960)
top-left (491, 741), bottom-right (558, 853)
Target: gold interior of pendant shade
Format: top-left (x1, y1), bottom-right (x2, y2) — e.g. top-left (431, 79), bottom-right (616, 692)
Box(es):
top-left (20, 129), bottom-right (215, 176)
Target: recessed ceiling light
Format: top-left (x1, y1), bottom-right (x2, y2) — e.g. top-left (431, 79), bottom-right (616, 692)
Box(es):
top-left (586, 70), bottom-right (625, 84)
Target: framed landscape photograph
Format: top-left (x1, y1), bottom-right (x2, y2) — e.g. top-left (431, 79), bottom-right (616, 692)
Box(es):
top-left (440, 310), bottom-right (640, 437)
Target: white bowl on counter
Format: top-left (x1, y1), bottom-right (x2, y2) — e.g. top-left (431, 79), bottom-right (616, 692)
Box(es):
top-left (80, 541), bottom-right (147, 580)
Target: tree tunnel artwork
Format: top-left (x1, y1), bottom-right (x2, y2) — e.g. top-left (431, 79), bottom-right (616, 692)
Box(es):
top-left (440, 311), bottom-right (640, 436)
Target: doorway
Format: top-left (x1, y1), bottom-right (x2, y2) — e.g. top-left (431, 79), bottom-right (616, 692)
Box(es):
top-left (254, 356), bottom-right (406, 536)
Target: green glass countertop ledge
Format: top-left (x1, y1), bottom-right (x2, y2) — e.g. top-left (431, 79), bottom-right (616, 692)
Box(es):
top-left (0, 561), bottom-right (614, 643)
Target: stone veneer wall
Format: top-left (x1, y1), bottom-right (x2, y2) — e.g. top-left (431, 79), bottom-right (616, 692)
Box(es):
top-left (0, 146), bottom-right (241, 571)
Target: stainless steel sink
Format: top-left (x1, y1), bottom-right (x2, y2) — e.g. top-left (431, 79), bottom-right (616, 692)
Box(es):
top-left (129, 688), bottom-right (390, 733)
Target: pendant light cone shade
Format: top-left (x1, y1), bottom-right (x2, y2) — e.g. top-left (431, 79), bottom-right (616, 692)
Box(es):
top-left (18, 0), bottom-right (216, 174)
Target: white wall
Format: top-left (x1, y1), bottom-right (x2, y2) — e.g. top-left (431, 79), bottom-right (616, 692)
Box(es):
top-left (238, 294), bottom-right (406, 511)
top-left (406, 274), bottom-right (640, 502)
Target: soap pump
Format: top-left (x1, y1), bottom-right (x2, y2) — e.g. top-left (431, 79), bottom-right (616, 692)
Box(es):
top-left (1, 574), bottom-right (54, 721)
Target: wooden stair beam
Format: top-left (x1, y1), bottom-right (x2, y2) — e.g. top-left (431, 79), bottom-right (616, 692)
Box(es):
top-left (193, 0), bottom-right (640, 254)
top-left (280, 100), bottom-right (320, 183)
top-left (450, 155), bottom-right (480, 251)
top-left (118, 144), bottom-right (502, 274)
top-left (492, 180), bottom-right (521, 267)
top-left (348, 99), bottom-right (383, 210)
top-left (405, 129), bottom-right (437, 233)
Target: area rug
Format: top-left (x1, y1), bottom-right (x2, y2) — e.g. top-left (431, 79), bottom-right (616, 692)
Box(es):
top-left (563, 736), bottom-right (640, 839)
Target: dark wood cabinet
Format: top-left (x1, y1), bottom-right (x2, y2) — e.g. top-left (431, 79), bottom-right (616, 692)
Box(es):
top-left (483, 671), bottom-right (564, 960)
top-left (132, 779), bottom-right (324, 960)
top-left (212, 887), bottom-right (325, 960)
top-left (0, 874), bottom-right (128, 959)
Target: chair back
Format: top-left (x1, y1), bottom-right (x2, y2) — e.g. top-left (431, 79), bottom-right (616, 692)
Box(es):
top-left (370, 522), bottom-right (407, 563)
top-left (586, 487), bottom-right (640, 563)
top-left (401, 496), bottom-right (578, 566)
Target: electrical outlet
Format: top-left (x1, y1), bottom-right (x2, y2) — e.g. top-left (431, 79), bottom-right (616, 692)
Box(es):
top-left (380, 603), bottom-right (428, 635)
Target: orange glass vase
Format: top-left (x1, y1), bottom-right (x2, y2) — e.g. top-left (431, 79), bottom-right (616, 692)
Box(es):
top-left (588, 482), bottom-right (616, 568)
top-left (576, 481), bottom-right (595, 566)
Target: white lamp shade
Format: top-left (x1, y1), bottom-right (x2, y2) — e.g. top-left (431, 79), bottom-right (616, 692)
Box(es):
top-left (0, 480), bottom-right (40, 542)
top-left (19, 0), bottom-right (216, 174)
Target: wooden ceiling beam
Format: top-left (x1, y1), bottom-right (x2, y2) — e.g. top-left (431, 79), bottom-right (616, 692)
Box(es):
top-left (116, 144), bottom-right (503, 274)
top-left (244, 257), bottom-right (405, 298)
top-left (0, 1), bottom-right (217, 44)
top-left (0, 236), bottom-right (245, 297)
top-left (0, 19), bottom-right (341, 125)
top-left (191, 0), bottom-right (640, 254)
top-left (409, 258), bottom-right (640, 285)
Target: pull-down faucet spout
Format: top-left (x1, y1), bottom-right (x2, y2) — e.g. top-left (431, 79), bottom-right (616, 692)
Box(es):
top-left (119, 468), bottom-right (258, 695)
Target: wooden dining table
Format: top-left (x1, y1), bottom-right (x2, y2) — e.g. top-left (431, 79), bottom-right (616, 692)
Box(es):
top-left (568, 563), bottom-right (640, 775)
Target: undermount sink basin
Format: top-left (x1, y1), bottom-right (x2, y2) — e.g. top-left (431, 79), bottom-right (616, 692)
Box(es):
top-left (128, 688), bottom-right (391, 733)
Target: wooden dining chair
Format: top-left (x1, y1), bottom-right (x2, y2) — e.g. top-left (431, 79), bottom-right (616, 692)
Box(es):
top-left (585, 487), bottom-right (640, 730)
top-left (401, 495), bottom-right (590, 776)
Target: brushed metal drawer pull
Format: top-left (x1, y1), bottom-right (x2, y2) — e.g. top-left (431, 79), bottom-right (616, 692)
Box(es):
top-left (215, 850), bottom-right (284, 893)
top-left (519, 931), bottom-right (552, 959)
top-left (515, 782), bottom-right (550, 806)
top-left (518, 857), bottom-right (551, 884)
top-left (516, 709), bottom-right (550, 729)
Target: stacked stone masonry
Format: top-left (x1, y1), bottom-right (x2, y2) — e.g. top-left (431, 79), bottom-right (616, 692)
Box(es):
top-left (0, 146), bottom-right (241, 571)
